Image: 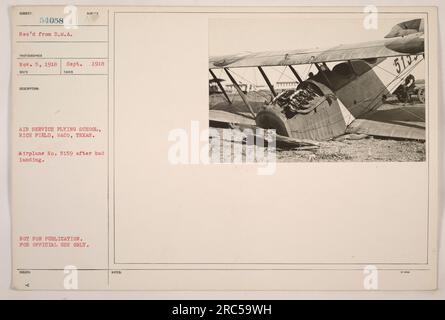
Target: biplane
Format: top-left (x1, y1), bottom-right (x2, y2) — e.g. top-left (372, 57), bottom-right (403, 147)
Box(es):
top-left (209, 18), bottom-right (426, 143)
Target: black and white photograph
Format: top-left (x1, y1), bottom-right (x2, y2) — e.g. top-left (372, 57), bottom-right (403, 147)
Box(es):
top-left (2, 2), bottom-right (442, 298)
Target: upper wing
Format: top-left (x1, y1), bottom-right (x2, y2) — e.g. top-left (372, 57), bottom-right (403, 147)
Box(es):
top-left (209, 33), bottom-right (424, 69)
top-left (346, 105), bottom-right (425, 140)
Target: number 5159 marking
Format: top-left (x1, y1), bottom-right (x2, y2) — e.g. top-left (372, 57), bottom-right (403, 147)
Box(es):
top-left (394, 55), bottom-right (418, 74)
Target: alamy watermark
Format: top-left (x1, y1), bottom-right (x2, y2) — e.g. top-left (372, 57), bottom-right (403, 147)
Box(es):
top-left (363, 5), bottom-right (379, 30)
top-left (64, 5), bottom-right (78, 29)
top-left (63, 265), bottom-right (78, 290)
top-left (363, 265), bottom-right (379, 290)
top-left (168, 121), bottom-right (277, 175)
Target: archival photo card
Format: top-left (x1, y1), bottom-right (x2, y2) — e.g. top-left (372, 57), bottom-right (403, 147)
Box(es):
top-left (9, 6), bottom-right (439, 291)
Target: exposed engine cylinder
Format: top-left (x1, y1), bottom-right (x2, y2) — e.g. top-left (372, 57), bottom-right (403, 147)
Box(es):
top-left (271, 82), bottom-right (323, 118)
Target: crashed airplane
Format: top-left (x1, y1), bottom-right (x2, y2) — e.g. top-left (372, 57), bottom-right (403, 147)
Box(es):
top-left (209, 18), bottom-right (426, 142)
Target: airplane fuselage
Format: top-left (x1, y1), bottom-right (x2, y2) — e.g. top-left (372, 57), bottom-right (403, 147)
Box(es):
top-left (255, 55), bottom-right (423, 140)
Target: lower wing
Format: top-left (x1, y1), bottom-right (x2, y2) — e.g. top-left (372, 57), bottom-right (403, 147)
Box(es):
top-left (346, 105), bottom-right (425, 140)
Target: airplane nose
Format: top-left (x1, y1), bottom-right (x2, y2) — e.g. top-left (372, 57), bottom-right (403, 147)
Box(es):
top-left (255, 106), bottom-right (292, 137)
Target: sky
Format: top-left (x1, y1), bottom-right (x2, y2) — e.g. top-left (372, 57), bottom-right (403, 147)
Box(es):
top-left (208, 13), bottom-right (426, 86)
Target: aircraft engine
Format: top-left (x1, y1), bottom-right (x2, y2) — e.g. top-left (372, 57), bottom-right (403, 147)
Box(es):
top-left (255, 80), bottom-right (346, 140)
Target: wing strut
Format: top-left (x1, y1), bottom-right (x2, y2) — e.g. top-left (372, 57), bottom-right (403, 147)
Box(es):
top-left (209, 69), bottom-right (231, 104)
top-left (224, 68), bottom-right (256, 118)
top-left (288, 65), bottom-right (303, 83)
top-left (258, 66), bottom-right (277, 97)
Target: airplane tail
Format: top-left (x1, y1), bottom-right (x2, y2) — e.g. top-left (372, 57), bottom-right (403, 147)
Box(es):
top-left (384, 18), bottom-right (424, 54)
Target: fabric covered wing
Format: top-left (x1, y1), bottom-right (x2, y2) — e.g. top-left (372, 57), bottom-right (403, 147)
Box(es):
top-left (209, 35), bottom-right (423, 69)
top-left (209, 109), bottom-right (256, 126)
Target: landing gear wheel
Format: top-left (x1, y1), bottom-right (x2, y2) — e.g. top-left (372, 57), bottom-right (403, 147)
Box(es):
top-left (417, 88), bottom-right (425, 103)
